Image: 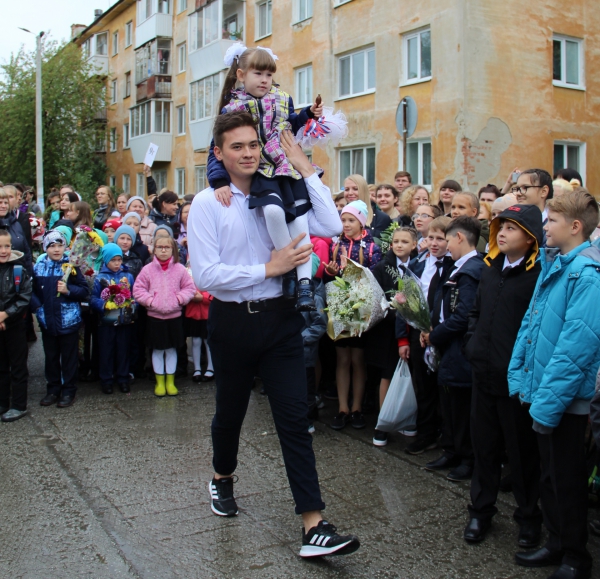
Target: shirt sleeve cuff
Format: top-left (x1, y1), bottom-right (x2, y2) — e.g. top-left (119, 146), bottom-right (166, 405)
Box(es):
top-left (304, 172), bottom-right (321, 187)
top-left (397, 338), bottom-right (409, 347)
top-left (253, 264), bottom-right (267, 283)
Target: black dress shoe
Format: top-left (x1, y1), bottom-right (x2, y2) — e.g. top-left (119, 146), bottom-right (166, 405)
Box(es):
top-left (40, 394), bottom-right (59, 406)
top-left (547, 564), bottom-right (592, 579)
top-left (518, 523), bottom-right (541, 548)
top-left (118, 383), bottom-right (130, 393)
top-left (447, 464), bottom-right (473, 482)
top-left (425, 454), bottom-right (461, 471)
top-left (515, 547), bottom-right (564, 568)
top-left (463, 518), bottom-right (491, 543)
top-left (57, 394), bottom-right (76, 408)
top-left (102, 384), bottom-right (113, 394)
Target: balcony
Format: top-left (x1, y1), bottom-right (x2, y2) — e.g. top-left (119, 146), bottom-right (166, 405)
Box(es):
top-left (87, 54), bottom-right (108, 76)
top-left (137, 76), bottom-right (172, 101)
top-left (130, 133), bottom-right (173, 164)
top-left (189, 38), bottom-right (238, 82)
top-left (189, 117), bottom-right (214, 151)
top-left (136, 13), bottom-right (172, 48)
top-left (94, 107), bottom-right (108, 122)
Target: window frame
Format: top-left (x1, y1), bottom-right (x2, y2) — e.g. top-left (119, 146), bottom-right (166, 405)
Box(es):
top-left (189, 72), bottom-right (222, 122)
top-left (256, 0), bottom-right (273, 40)
top-left (337, 46), bottom-right (376, 100)
top-left (95, 32), bottom-right (108, 56)
top-left (123, 174), bottom-right (130, 194)
top-left (338, 145), bottom-right (376, 189)
top-left (295, 64), bottom-right (313, 108)
top-left (109, 175), bottom-right (116, 188)
top-left (552, 34), bottom-right (585, 91)
top-left (109, 127), bottom-right (117, 152)
top-left (195, 165), bottom-right (207, 192)
top-left (400, 138), bottom-right (432, 191)
top-left (177, 0), bottom-right (188, 13)
top-left (110, 79), bottom-right (118, 104)
top-left (123, 123), bottom-right (130, 149)
top-left (130, 100), bottom-right (172, 137)
top-left (553, 140), bottom-right (586, 182)
top-left (402, 27), bottom-right (432, 86)
top-left (153, 169), bottom-right (167, 191)
top-left (293, 0), bottom-right (313, 24)
top-left (175, 168), bottom-right (186, 197)
top-left (112, 31), bottom-right (119, 56)
top-left (125, 21), bottom-right (133, 47)
top-left (125, 71), bottom-right (131, 98)
top-left (177, 104), bottom-right (186, 135)
top-left (178, 43), bottom-right (187, 73)
top-left (136, 172), bottom-right (145, 195)
top-left (189, 1), bottom-right (221, 52)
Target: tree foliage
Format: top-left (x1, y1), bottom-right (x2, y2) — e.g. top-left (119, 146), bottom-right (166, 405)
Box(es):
top-left (0, 40), bottom-right (108, 202)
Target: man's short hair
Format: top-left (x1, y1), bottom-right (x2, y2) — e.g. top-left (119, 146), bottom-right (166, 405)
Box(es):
top-left (394, 170), bottom-right (412, 183)
top-left (478, 184), bottom-right (501, 199)
top-left (0, 229), bottom-right (11, 241)
top-left (428, 215), bottom-right (452, 234)
top-left (454, 191), bottom-right (480, 213)
top-left (547, 190), bottom-right (600, 239)
top-left (520, 168), bottom-right (554, 200)
top-left (213, 111), bottom-right (258, 149)
top-left (446, 216), bottom-right (482, 247)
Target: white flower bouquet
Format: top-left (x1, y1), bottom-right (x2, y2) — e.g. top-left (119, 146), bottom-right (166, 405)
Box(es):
top-left (325, 259), bottom-right (387, 340)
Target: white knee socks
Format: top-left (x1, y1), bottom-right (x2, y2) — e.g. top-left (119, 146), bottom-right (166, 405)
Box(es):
top-left (192, 337), bottom-right (214, 374)
top-left (152, 348), bottom-right (177, 375)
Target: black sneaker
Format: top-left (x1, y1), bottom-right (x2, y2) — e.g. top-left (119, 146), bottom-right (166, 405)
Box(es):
top-left (404, 439), bottom-right (438, 455)
top-left (296, 278), bottom-right (317, 312)
top-left (350, 411), bottom-right (366, 429)
top-left (373, 429), bottom-right (388, 447)
top-left (330, 411), bottom-right (350, 430)
top-left (209, 476), bottom-right (239, 517)
top-left (299, 520), bottom-right (360, 558)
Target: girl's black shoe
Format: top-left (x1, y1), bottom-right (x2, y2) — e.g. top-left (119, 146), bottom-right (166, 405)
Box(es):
top-left (296, 278), bottom-right (316, 312)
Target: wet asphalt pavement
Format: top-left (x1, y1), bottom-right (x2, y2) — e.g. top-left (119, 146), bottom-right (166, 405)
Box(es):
top-left (2, 337), bottom-right (599, 579)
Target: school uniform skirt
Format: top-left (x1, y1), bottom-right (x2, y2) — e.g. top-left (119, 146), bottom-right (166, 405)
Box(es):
top-left (146, 315), bottom-right (185, 350)
top-left (183, 317), bottom-right (207, 339)
top-left (249, 174), bottom-right (311, 223)
top-left (365, 314), bottom-right (400, 380)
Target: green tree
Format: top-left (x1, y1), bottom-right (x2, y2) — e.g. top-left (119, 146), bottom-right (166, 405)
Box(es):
top-left (0, 39), bottom-right (108, 203)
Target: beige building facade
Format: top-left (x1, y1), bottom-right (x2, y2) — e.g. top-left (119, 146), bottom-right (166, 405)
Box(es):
top-left (74, 0), bottom-right (600, 198)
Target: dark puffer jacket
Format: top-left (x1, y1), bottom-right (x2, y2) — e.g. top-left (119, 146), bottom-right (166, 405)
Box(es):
top-left (0, 250), bottom-right (32, 328)
top-left (0, 213), bottom-right (32, 272)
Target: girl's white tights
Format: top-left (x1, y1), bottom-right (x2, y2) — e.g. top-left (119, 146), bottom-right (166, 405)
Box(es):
top-left (192, 337), bottom-right (213, 374)
top-left (152, 348), bottom-right (177, 375)
top-left (263, 197), bottom-right (311, 280)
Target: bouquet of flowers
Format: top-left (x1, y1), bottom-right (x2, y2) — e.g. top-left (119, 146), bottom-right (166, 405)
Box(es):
top-left (295, 106), bottom-right (348, 149)
top-left (99, 277), bottom-right (136, 325)
top-left (388, 267), bottom-right (440, 371)
top-left (374, 221), bottom-right (401, 254)
top-left (59, 226), bottom-right (104, 295)
top-left (325, 259), bottom-right (387, 340)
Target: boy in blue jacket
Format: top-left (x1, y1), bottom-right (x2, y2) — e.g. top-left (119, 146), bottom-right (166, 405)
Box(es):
top-left (91, 244), bottom-right (136, 395)
top-left (32, 230), bottom-right (89, 408)
top-left (509, 190), bottom-right (600, 579)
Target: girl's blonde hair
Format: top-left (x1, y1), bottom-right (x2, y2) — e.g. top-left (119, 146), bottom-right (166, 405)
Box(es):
top-left (400, 185), bottom-right (430, 217)
top-left (344, 174), bottom-right (373, 225)
top-left (479, 201), bottom-right (492, 222)
top-left (70, 201), bottom-right (93, 228)
top-left (218, 48), bottom-right (278, 113)
top-left (552, 178), bottom-right (573, 196)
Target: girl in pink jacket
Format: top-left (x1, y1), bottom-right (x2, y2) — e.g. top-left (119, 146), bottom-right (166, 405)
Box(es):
top-left (133, 237), bottom-right (196, 396)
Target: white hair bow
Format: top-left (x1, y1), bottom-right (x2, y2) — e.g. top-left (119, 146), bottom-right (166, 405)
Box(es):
top-left (256, 46), bottom-right (279, 61)
top-left (224, 42), bottom-right (248, 67)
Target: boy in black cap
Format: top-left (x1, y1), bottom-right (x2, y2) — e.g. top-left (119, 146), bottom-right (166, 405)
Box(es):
top-left (463, 204), bottom-right (544, 545)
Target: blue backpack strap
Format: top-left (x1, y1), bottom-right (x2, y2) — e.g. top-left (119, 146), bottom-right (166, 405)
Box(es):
top-left (13, 265), bottom-right (23, 293)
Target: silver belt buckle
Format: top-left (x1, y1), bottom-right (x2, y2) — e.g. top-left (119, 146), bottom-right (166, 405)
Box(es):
top-left (247, 300), bottom-right (258, 314)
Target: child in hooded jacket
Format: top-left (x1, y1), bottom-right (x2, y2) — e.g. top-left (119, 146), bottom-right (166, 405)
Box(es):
top-left (133, 237), bottom-right (196, 397)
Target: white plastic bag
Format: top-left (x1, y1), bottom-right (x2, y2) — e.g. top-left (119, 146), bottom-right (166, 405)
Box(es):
top-left (375, 360), bottom-right (417, 432)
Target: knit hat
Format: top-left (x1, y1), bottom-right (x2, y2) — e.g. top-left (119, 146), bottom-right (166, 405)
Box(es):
top-left (126, 196), bottom-right (148, 211)
top-left (101, 243), bottom-right (123, 265)
top-left (485, 204), bottom-right (543, 271)
top-left (114, 225), bottom-right (136, 244)
top-left (43, 230), bottom-right (66, 251)
top-left (122, 211), bottom-right (141, 224)
top-left (54, 225), bottom-right (73, 246)
top-left (341, 200), bottom-right (368, 227)
top-left (153, 224), bottom-right (174, 239)
top-left (102, 218), bottom-right (122, 231)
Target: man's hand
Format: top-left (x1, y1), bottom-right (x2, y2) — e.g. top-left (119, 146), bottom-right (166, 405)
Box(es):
top-left (57, 281), bottom-right (69, 295)
top-left (265, 233), bottom-right (313, 278)
top-left (420, 332), bottom-right (431, 347)
top-left (280, 130), bottom-right (315, 178)
top-left (399, 345), bottom-right (410, 361)
top-left (214, 185), bottom-right (233, 208)
top-left (310, 99), bottom-right (324, 118)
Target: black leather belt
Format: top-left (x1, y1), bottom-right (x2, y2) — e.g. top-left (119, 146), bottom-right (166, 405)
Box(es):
top-left (213, 296), bottom-right (294, 314)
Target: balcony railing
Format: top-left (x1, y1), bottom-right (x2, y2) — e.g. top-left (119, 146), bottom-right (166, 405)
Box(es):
top-left (136, 76), bottom-right (172, 102)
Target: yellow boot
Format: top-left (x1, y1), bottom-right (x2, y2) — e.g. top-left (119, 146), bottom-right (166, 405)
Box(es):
top-left (165, 374), bottom-right (178, 396)
top-left (154, 374), bottom-right (166, 397)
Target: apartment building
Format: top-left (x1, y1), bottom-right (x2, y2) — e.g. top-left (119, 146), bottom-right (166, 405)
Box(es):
top-left (74, 0), bottom-right (600, 197)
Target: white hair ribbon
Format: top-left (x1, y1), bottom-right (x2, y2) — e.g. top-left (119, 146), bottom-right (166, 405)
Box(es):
top-left (256, 46), bottom-right (279, 61)
top-left (224, 42), bottom-right (248, 67)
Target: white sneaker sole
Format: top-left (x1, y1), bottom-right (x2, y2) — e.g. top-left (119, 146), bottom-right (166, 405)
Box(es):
top-left (208, 481), bottom-right (238, 517)
top-left (398, 429), bottom-right (418, 437)
top-left (299, 539), bottom-right (357, 558)
top-left (372, 438), bottom-right (388, 447)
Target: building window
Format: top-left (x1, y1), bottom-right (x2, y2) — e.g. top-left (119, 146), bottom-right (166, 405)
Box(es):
top-left (404, 28), bottom-right (431, 84)
top-left (334, 0), bottom-right (353, 5)
top-left (110, 175), bottom-right (116, 188)
top-left (553, 35), bottom-right (584, 89)
top-left (257, 1), bottom-right (273, 39)
top-left (177, 105), bottom-right (186, 135)
top-left (138, 0), bottom-right (155, 23)
top-left (338, 47), bottom-right (375, 98)
top-left (110, 79), bottom-right (117, 104)
top-left (125, 72), bottom-right (131, 98)
top-left (125, 21), bottom-right (133, 47)
top-left (123, 174), bottom-right (130, 194)
top-left (295, 65), bottom-right (313, 107)
top-left (177, 0), bottom-right (188, 13)
top-left (123, 123), bottom-right (130, 148)
top-left (154, 101), bottom-right (171, 133)
top-left (110, 127), bottom-right (117, 152)
top-left (96, 132), bottom-right (107, 152)
top-left (175, 168), bottom-right (185, 197)
top-left (137, 172), bottom-right (145, 195)
top-left (190, 73), bottom-right (221, 121)
top-left (195, 165), bottom-right (207, 192)
top-left (131, 101), bottom-right (171, 136)
top-left (294, 0), bottom-right (313, 23)
top-left (135, 39), bottom-right (172, 84)
top-left (83, 39), bottom-right (91, 59)
top-left (96, 32), bottom-right (108, 56)
top-left (158, 0), bottom-right (170, 14)
top-left (178, 43), bottom-right (186, 73)
top-left (339, 146), bottom-right (375, 188)
top-left (153, 170), bottom-right (167, 191)
top-left (112, 31), bottom-right (118, 56)
top-left (131, 102), bottom-right (152, 137)
top-left (189, 1), bottom-right (220, 51)
top-left (553, 141), bottom-right (585, 179)
top-left (406, 139), bottom-right (432, 188)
